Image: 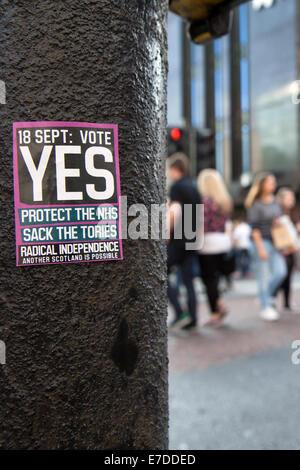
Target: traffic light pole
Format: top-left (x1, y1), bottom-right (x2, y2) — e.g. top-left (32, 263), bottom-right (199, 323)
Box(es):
top-left (182, 22), bottom-right (197, 178)
top-left (230, 8), bottom-right (243, 181)
top-left (0, 0), bottom-right (168, 449)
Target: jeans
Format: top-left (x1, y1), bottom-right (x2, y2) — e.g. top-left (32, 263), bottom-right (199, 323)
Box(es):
top-left (167, 242), bottom-right (198, 325)
top-left (251, 239), bottom-right (287, 309)
top-left (234, 248), bottom-right (250, 276)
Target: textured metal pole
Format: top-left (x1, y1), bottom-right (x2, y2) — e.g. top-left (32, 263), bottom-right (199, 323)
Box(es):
top-left (0, 0), bottom-right (168, 449)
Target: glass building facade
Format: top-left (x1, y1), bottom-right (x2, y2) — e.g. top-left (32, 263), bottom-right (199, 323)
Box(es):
top-left (168, 14), bottom-right (183, 128)
top-left (167, 0), bottom-right (300, 190)
top-left (249, 0), bottom-right (298, 173)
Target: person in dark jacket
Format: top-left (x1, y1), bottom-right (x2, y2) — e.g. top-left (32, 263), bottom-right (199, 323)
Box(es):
top-left (167, 153), bottom-right (201, 331)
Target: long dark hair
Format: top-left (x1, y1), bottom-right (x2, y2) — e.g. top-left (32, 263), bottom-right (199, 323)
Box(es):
top-left (245, 172), bottom-right (274, 208)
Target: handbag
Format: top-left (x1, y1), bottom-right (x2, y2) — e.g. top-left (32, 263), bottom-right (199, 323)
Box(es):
top-left (271, 216), bottom-right (297, 251)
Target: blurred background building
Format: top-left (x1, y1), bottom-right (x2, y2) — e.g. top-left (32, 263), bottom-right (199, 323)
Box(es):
top-left (168, 0), bottom-right (300, 204)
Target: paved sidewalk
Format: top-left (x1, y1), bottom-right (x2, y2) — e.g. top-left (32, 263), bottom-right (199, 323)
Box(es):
top-left (168, 277), bottom-right (300, 450)
top-left (169, 292), bottom-right (300, 374)
top-left (221, 271), bottom-right (300, 301)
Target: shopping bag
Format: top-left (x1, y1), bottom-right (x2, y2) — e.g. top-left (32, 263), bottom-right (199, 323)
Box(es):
top-left (271, 216), bottom-right (297, 251)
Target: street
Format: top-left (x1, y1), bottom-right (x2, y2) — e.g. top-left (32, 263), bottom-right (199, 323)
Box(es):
top-left (168, 276), bottom-right (300, 450)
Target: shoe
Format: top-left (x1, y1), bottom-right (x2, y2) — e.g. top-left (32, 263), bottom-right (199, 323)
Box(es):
top-left (204, 313), bottom-right (225, 327)
top-left (216, 299), bottom-right (228, 315)
top-left (169, 311), bottom-right (191, 330)
top-left (284, 305), bottom-right (300, 314)
top-left (260, 306), bottom-right (280, 322)
top-left (182, 321), bottom-right (197, 332)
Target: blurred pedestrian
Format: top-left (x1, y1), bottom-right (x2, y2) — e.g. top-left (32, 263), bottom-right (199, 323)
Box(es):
top-left (222, 219), bottom-right (235, 291)
top-left (273, 188), bottom-right (300, 312)
top-left (232, 218), bottom-right (252, 278)
top-left (197, 169), bottom-right (233, 326)
top-left (245, 173), bottom-right (287, 321)
top-left (167, 153), bottom-right (201, 331)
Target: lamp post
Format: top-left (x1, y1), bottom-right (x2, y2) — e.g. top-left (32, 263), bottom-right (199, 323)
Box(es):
top-left (0, 0), bottom-right (168, 449)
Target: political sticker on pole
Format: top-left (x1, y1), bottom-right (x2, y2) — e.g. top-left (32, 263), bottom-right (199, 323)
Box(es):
top-left (13, 122), bottom-right (123, 266)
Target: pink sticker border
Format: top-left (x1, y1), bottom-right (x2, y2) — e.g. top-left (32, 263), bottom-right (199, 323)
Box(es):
top-left (13, 121), bottom-right (123, 266)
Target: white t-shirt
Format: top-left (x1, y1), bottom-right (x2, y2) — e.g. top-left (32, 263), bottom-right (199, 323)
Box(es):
top-left (199, 232), bottom-right (232, 255)
top-left (233, 222), bottom-right (251, 250)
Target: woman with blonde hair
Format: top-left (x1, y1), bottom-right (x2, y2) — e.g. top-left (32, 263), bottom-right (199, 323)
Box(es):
top-left (246, 173), bottom-right (287, 321)
top-left (197, 169), bottom-right (233, 326)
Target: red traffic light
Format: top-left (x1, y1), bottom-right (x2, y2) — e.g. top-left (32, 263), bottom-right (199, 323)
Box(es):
top-left (170, 128), bottom-right (181, 141)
